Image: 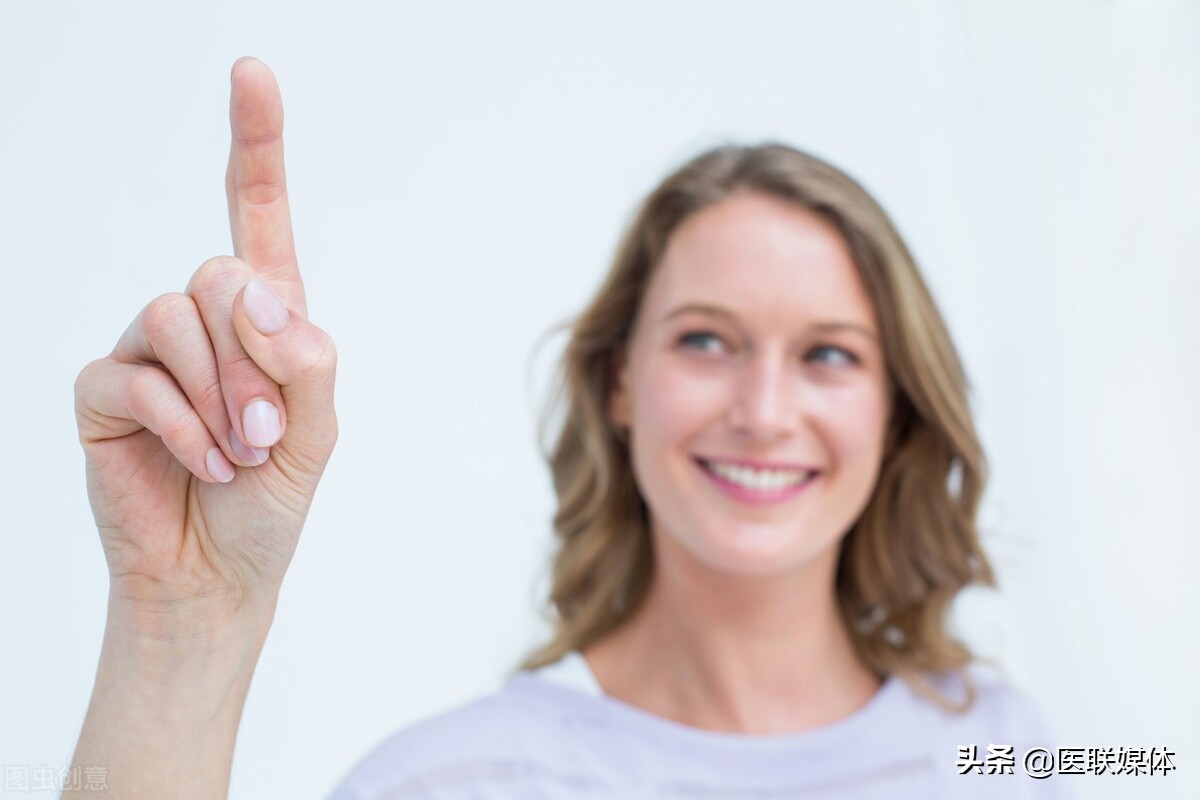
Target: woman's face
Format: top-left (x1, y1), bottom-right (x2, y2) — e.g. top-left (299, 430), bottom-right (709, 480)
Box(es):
top-left (609, 191), bottom-right (891, 582)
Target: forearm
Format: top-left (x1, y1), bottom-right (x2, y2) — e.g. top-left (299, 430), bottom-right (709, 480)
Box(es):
top-left (65, 596), bottom-right (275, 799)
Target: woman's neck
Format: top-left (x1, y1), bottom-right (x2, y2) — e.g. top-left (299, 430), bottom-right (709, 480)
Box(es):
top-left (581, 539), bottom-right (881, 735)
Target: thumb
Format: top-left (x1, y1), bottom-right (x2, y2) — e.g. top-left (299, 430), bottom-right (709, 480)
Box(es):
top-left (233, 278), bottom-right (338, 469)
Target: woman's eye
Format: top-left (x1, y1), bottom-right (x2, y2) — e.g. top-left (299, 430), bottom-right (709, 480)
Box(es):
top-left (679, 331), bottom-right (728, 354)
top-left (807, 345), bottom-right (858, 366)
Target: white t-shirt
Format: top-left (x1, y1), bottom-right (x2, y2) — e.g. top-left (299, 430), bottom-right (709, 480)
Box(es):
top-left (329, 654), bottom-right (1075, 799)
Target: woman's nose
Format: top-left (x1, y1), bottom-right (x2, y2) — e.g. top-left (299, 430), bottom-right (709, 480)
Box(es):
top-left (727, 354), bottom-right (801, 439)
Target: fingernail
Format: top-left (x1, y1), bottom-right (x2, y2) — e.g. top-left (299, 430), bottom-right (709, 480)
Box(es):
top-left (242, 400), bottom-right (281, 448)
top-left (206, 447), bottom-right (236, 483)
top-left (229, 427), bottom-right (270, 466)
top-left (231, 56), bottom-right (256, 79)
top-left (244, 278), bottom-right (289, 334)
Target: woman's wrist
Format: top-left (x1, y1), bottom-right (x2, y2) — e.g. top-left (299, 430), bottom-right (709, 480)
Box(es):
top-left (101, 599), bottom-right (273, 689)
top-left (65, 594), bottom-right (275, 798)
top-left (105, 574), bottom-right (279, 646)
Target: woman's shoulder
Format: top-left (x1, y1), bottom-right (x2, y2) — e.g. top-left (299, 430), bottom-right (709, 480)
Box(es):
top-left (326, 675), bottom-right (559, 799)
top-left (913, 661), bottom-right (1061, 744)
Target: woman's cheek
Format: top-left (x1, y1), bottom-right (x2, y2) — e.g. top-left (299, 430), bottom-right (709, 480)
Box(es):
top-left (804, 383), bottom-right (887, 454)
top-left (836, 386), bottom-right (891, 456)
top-left (640, 364), bottom-right (712, 430)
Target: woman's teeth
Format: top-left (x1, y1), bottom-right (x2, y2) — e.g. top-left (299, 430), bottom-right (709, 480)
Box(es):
top-left (701, 460), bottom-right (815, 491)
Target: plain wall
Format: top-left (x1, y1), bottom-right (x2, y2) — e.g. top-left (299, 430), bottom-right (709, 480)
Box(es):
top-left (1, 1), bottom-right (1196, 798)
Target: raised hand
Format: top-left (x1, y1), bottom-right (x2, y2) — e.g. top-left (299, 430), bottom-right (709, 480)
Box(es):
top-left (74, 58), bottom-right (337, 623)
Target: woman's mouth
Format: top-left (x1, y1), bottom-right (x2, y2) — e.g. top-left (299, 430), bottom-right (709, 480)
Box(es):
top-left (694, 457), bottom-right (819, 504)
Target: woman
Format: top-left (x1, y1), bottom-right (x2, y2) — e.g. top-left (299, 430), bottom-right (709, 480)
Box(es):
top-left (67, 59), bottom-right (1068, 799)
top-left (328, 148), bottom-right (1069, 800)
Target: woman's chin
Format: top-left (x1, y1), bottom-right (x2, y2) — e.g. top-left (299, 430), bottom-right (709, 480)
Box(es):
top-left (669, 528), bottom-right (841, 583)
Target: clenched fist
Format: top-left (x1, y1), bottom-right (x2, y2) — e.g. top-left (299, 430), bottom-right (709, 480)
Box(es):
top-left (73, 58), bottom-right (337, 623)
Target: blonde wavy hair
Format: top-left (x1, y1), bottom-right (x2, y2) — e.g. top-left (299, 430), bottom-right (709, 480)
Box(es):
top-left (519, 143), bottom-right (995, 712)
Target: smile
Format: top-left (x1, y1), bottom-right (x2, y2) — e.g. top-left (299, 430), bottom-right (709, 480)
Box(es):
top-left (694, 458), bottom-right (819, 504)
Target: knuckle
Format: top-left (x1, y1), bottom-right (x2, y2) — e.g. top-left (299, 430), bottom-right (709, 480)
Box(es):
top-left (74, 359), bottom-right (111, 425)
top-left (74, 357), bottom-right (105, 398)
top-left (125, 365), bottom-right (166, 406)
top-left (159, 405), bottom-right (196, 445)
top-left (187, 255), bottom-right (250, 297)
top-left (125, 367), bottom-right (192, 442)
top-left (298, 332), bottom-right (338, 380)
top-left (192, 372), bottom-right (228, 416)
top-left (141, 292), bottom-right (196, 339)
top-left (221, 349), bottom-right (279, 405)
top-left (74, 358), bottom-right (115, 441)
top-left (225, 348), bottom-right (260, 371)
top-left (122, 367), bottom-right (166, 424)
top-left (224, 348), bottom-right (274, 386)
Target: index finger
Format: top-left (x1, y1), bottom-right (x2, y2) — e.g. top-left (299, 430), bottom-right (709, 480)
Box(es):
top-left (225, 57), bottom-right (307, 318)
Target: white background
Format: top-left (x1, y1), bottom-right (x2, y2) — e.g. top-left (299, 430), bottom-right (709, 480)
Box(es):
top-left (1, 1), bottom-right (1197, 798)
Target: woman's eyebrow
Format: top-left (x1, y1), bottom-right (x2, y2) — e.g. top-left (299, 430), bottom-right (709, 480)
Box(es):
top-left (660, 302), bottom-right (736, 325)
top-left (810, 321), bottom-right (879, 342)
top-left (660, 303), bottom-right (878, 341)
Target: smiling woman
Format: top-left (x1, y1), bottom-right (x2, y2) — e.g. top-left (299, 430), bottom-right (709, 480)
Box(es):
top-left (329, 146), bottom-right (1077, 798)
top-left (524, 149), bottom-right (986, 703)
